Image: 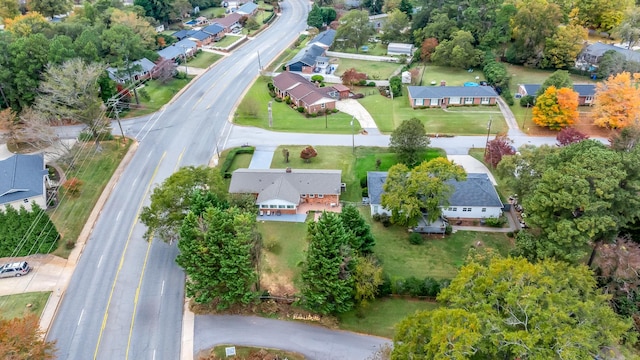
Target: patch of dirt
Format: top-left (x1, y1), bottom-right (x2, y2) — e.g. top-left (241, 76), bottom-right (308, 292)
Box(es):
top-left (260, 253), bottom-right (297, 297)
top-left (524, 111), bottom-right (615, 138)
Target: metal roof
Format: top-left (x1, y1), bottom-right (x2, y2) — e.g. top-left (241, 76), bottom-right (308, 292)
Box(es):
top-left (0, 154), bottom-right (47, 205)
top-left (407, 86), bottom-right (499, 99)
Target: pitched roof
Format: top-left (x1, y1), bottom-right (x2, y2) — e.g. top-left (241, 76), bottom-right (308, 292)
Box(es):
top-left (188, 30), bottom-right (211, 41)
top-left (311, 29), bottom-right (336, 48)
top-left (106, 58), bottom-right (156, 80)
top-left (203, 24), bottom-right (224, 35)
top-left (521, 84), bottom-right (596, 97)
top-left (213, 13), bottom-right (242, 28)
top-left (446, 173), bottom-right (502, 207)
top-left (172, 29), bottom-right (193, 40)
top-left (157, 39), bottom-right (196, 60)
top-left (286, 44), bottom-right (326, 67)
top-left (0, 154), bottom-right (47, 205)
top-left (272, 72), bottom-right (335, 106)
top-left (229, 168), bottom-right (342, 203)
top-left (408, 86), bottom-right (499, 99)
top-left (387, 42), bottom-right (413, 51)
top-left (366, 172), bottom-right (502, 208)
top-left (237, 2), bottom-right (258, 14)
top-left (584, 42), bottom-right (640, 63)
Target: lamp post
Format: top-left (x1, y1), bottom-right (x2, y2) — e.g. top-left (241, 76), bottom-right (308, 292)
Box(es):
top-left (484, 116), bottom-right (492, 158)
top-left (325, 110), bottom-right (328, 129)
top-left (351, 117), bottom-right (355, 154)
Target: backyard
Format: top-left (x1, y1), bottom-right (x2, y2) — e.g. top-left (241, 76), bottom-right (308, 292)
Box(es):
top-left (358, 90), bottom-right (508, 135)
top-left (334, 58), bottom-right (403, 80)
top-left (234, 77), bottom-right (361, 134)
top-left (49, 139), bottom-right (131, 258)
top-left (124, 77), bottom-right (193, 118)
top-left (187, 51), bottom-right (222, 68)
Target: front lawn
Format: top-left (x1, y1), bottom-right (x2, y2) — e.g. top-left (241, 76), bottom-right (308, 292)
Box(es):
top-left (420, 65), bottom-right (486, 86)
top-left (195, 7), bottom-right (226, 18)
top-left (50, 140), bottom-right (131, 258)
top-left (213, 34), bottom-right (241, 48)
top-left (234, 76), bottom-right (361, 134)
top-left (338, 298), bottom-right (438, 338)
top-left (258, 221), bottom-right (308, 293)
top-left (0, 292), bottom-right (50, 320)
top-left (358, 90), bottom-right (507, 135)
top-left (187, 51), bottom-right (222, 68)
top-left (199, 345), bottom-right (304, 360)
top-left (124, 77), bottom-right (193, 118)
top-left (334, 58), bottom-right (403, 80)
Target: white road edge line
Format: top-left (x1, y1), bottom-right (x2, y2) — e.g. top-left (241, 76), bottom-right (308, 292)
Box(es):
top-left (97, 255), bottom-right (104, 269)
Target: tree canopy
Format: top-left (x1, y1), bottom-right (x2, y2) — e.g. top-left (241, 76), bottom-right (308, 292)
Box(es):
top-left (389, 117), bottom-right (430, 167)
top-left (382, 158), bottom-right (466, 226)
top-left (593, 72), bottom-right (640, 129)
top-left (531, 86), bottom-right (579, 130)
top-left (0, 314), bottom-right (57, 359)
top-left (393, 257), bottom-right (631, 359)
top-left (431, 30), bottom-right (483, 69)
top-left (335, 10), bottom-right (374, 52)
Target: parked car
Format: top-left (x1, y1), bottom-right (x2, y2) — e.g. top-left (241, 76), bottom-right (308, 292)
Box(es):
top-left (0, 261), bottom-right (31, 278)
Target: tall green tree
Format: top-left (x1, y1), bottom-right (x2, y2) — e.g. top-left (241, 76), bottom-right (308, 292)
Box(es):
top-left (300, 212), bottom-right (355, 315)
top-left (389, 117), bottom-right (430, 166)
top-left (0, 0), bottom-right (20, 21)
top-left (541, 24), bottom-right (588, 69)
top-left (414, 13), bottom-right (458, 44)
top-left (508, 0), bottom-right (563, 67)
top-left (176, 206), bottom-right (258, 308)
top-left (394, 257), bottom-right (631, 359)
top-left (134, 0), bottom-right (172, 24)
top-left (431, 30), bottom-right (483, 69)
top-left (380, 9), bottom-right (410, 44)
top-left (352, 255), bottom-right (383, 308)
top-left (339, 204), bottom-right (375, 254)
top-left (614, 8), bottom-right (640, 49)
top-left (48, 35), bottom-right (76, 65)
top-left (382, 158), bottom-right (466, 226)
top-left (7, 33), bottom-right (50, 111)
top-left (335, 10), bottom-right (374, 52)
top-left (140, 166), bottom-right (227, 243)
top-left (535, 69), bottom-right (573, 97)
top-left (27, 0), bottom-right (72, 19)
top-left (306, 4), bottom-right (323, 29)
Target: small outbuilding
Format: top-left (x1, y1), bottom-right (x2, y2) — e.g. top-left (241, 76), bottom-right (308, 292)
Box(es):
top-left (387, 42), bottom-right (414, 56)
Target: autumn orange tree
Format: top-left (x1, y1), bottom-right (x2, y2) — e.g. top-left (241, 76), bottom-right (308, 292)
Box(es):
top-left (593, 72), bottom-right (640, 129)
top-left (0, 314), bottom-right (57, 359)
top-left (532, 86), bottom-right (579, 130)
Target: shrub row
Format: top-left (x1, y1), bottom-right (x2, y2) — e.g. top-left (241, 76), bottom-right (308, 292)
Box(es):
top-left (378, 274), bottom-right (450, 298)
top-left (263, 12), bottom-right (275, 24)
top-left (221, 146), bottom-right (255, 178)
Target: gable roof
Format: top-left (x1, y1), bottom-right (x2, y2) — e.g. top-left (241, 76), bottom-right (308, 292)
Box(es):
top-left (366, 172), bottom-right (502, 208)
top-left (387, 42), bottom-right (413, 51)
top-left (0, 154), bottom-right (47, 205)
top-left (213, 13), bottom-right (242, 28)
top-left (229, 169), bottom-right (342, 203)
top-left (272, 72), bottom-right (335, 106)
top-left (172, 29), bottom-right (193, 40)
top-left (408, 86), bottom-right (499, 99)
top-left (446, 173), bottom-right (502, 207)
top-left (583, 42), bottom-right (640, 63)
top-left (310, 29), bottom-right (336, 48)
top-left (106, 58), bottom-right (156, 81)
top-left (286, 44), bottom-right (327, 67)
top-left (203, 24), bottom-right (224, 35)
top-left (157, 39), bottom-right (197, 60)
top-left (521, 84), bottom-right (596, 97)
top-left (237, 2), bottom-right (258, 14)
top-left (188, 30), bottom-right (211, 41)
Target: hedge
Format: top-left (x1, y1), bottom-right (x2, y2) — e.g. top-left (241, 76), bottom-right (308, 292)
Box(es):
top-left (221, 146), bottom-right (255, 178)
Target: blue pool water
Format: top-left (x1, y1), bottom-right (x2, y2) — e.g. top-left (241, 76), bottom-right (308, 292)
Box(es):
top-left (185, 20), bottom-right (197, 25)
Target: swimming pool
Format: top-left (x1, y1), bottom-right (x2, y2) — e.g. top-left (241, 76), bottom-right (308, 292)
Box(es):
top-left (185, 20), bottom-right (197, 25)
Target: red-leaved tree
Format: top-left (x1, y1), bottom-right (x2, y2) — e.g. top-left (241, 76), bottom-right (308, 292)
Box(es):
top-left (300, 146), bottom-right (318, 163)
top-left (556, 127), bottom-right (589, 147)
top-left (341, 68), bottom-right (367, 87)
top-left (485, 135), bottom-right (516, 168)
top-left (0, 314), bottom-right (57, 359)
top-left (421, 38), bottom-right (438, 62)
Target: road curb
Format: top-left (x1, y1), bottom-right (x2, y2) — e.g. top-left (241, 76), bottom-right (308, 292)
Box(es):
top-left (41, 140), bottom-right (140, 336)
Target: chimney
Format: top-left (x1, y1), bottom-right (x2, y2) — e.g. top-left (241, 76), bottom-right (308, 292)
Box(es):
top-left (286, 167), bottom-right (292, 173)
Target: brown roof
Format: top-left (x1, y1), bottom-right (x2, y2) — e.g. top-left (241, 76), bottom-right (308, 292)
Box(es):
top-left (332, 84), bottom-right (350, 92)
top-left (212, 13), bottom-right (242, 28)
top-left (272, 72), bottom-right (335, 106)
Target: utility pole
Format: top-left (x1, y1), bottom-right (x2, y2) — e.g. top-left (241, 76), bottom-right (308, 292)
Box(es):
top-left (522, 103), bottom-right (530, 130)
top-left (257, 50), bottom-right (262, 71)
top-left (107, 96), bottom-right (126, 145)
top-left (484, 116), bottom-right (492, 158)
top-left (268, 101), bottom-right (273, 128)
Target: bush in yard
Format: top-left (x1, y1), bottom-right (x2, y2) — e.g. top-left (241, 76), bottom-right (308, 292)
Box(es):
top-left (484, 216), bottom-right (506, 227)
top-left (358, 79), bottom-right (367, 86)
top-left (367, 81), bottom-right (376, 86)
top-left (361, 187), bottom-right (368, 197)
top-left (379, 213), bottom-right (391, 227)
top-left (63, 177), bottom-right (83, 196)
top-left (297, 106), bottom-right (305, 113)
top-left (502, 88), bottom-right (515, 105)
top-left (300, 146), bottom-right (318, 163)
top-left (372, 212), bottom-right (381, 222)
top-left (377, 273), bottom-right (393, 297)
top-left (405, 276), bottom-right (424, 296)
top-left (409, 232), bottom-right (424, 245)
top-left (445, 224), bottom-right (452, 234)
top-left (360, 176), bottom-right (367, 188)
top-left (423, 277), bottom-right (440, 297)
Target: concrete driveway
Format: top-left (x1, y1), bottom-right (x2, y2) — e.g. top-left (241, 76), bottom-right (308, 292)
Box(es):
top-left (249, 146), bottom-right (277, 169)
top-left (335, 99), bottom-right (380, 135)
top-left (447, 154), bottom-right (497, 185)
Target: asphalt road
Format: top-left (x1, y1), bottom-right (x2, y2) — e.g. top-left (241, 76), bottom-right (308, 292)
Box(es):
top-left (47, 0), bottom-right (310, 358)
top-left (194, 315), bottom-right (391, 360)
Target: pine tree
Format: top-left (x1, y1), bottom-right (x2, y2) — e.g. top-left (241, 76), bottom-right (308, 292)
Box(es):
top-left (339, 204), bottom-right (375, 254)
top-left (300, 212), bottom-right (355, 315)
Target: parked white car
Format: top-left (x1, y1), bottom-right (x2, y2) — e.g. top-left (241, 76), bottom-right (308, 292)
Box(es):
top-left (0, 261), bottom-right (31, 278)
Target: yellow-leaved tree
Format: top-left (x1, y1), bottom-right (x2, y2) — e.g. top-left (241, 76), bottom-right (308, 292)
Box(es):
top-left (594, 72), bottom-right (640, 129)
top-left (532, 85), bottom-right (579, 130)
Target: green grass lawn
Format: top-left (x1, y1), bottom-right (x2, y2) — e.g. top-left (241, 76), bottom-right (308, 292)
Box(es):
top-left (505, 63), bottom-right (595, 92)
top-left (336, 40), bottom-right (389, 56)
top-left (234, 77), bottom-right (361, 134)
top-left (124, 77), bottom-right (192, 118)
top-left (354, 147), bottom-right (444, 182)
top-left (228, 153), bottom-right (253, 172)
top-left (187, 51), bottom-right (222, 68)
top-left (419, 65), bottom-right (486, 86)
top-left (338, 298), bottom-right (438, 338)
top-left (259, 221), bottom-right (308, 290)
top-left (202, 345), bottom-right (304, 360)
top-left (213, 35), bottom-right (241, 48)
top-left (50, 140), bottom-right (131, 258)
top-left (358, 90), bottom-right (507, 135)
top-left (335, 58), bottom-right (403, 80)
top-left (195, 7), bottom-right (226, 18)
top-left (0, 292), bottom-right (50, 320)
top-left (369, 210), bottom-right (513, 279)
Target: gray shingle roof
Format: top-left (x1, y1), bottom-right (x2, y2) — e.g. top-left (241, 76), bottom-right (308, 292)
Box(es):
top-left (408, 86), bottom-right (499, 99)
top-left (157, 39), bottom-right (196, 60)
top-left (0, 154), bottom-right (47, 205)
top-left (172, 29), bottom-right (195, 40)
top-left (446, 173), bottom-right (502, 207)
top-left (106, 58), bottom-right (156, 81)
top-left (237, 2), bottom-right (258, 14)
top-left (311, 29), bottom-right (336, 48)
top-left (584, 42), bottom-right (640, 63)
top-left (229, 168), bottom-right (342, 202)
top-left (188, 30), bottom-right (211, 41)
top-left (286, 44), bottom-right (326, 67)
top-left (521, 84), bottom-right (595, 97)
top-left (203, 24), bottom-right (224, 35)
top-left (367, 172), bottom-right (502, 207)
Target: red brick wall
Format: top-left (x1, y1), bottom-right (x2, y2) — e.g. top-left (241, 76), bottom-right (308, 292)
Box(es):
top-left (302, 194), bottom-right (339, 205)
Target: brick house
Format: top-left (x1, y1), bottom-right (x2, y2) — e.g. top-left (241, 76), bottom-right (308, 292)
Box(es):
top-left (272, 71), bottom-right (338, 114)
top-left (212, 13), bottom-right (242, 33)
top-left (407, 86), bottom-right (499, 108)
top-left (517, 84), bottom-right (596, 106)
top-left (229, 168), bottom-right (343, 214)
